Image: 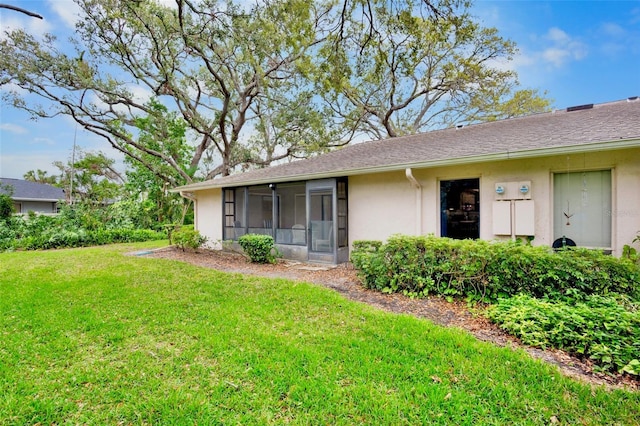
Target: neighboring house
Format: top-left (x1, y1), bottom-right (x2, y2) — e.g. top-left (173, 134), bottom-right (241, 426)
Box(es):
top-left (175, 98), bottom-right (640, 263)
top-left (0, 178), bottom-right (65, 214)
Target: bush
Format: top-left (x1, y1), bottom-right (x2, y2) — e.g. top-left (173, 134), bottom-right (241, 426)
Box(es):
top-left (350, 235), bottom-right (640, 303)
top-left (172, 225), bottom-right (207, 251)
top-left (238, 234), bottom-right (278, 264)
top-left (0, 193), bottom-right (14, 221)
top-left (488, 294), bottom-right (640, 375)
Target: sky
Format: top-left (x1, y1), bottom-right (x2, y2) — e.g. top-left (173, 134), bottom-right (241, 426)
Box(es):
top-left (0, 0), bottom-right (639, 180)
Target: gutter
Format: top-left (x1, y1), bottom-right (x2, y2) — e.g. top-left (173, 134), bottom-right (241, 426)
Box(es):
top-left (10, 197), bottom-right (63, 202)
top-left (405, 168), bottom-right (422, 235)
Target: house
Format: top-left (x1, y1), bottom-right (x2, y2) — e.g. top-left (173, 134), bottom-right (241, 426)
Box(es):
top-left (0, 178), bottom-right (65, 214)
top-left (174, 98), bottom-right (640, 263)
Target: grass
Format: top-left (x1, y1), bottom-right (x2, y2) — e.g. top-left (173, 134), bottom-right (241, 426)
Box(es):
top-left (1, 242), bottom-right (639, 425)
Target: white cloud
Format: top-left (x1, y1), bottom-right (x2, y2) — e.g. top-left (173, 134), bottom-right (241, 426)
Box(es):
top-left (46, 0), bottom-right (81, 28)
top-left (541, 47), bottom-right (571, 68)
top-left (545, 27), bottom-right (570, 44)
top-left (600, 22), bottom-right (626, 37)
top-left (0, 13), bottom-right (53, 40)
top-left (539, 27), bottom-right (588, 68)
top-left (596, 20), bottom-right (640, 57)
top-left (0, 123), bottom-right (28, 134)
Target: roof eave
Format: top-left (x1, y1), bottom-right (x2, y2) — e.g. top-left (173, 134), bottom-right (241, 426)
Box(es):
top-left (172, 137), bottom-right (640, 192)
top-left (11, 197), bottom-right (63, 202)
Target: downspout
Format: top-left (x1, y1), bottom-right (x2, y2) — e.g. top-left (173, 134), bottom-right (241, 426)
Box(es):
top-left (405, 168), bottom-right (422, 235)
top-left (179, 191), bottom-right (198, 232)
top-left (179, 191), bottom-right (197, 202)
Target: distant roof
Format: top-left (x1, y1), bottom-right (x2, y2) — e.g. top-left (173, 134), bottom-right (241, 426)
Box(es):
top-left (0, 178), bottom-right (65, 202)
top-left (176, 98), bottom-right (640, 191)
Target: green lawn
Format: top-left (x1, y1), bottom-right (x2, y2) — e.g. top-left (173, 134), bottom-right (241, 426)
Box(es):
top-left (1, 242), bottom-right (638, 425)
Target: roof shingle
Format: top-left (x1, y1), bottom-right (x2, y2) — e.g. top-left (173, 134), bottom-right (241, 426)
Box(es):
top-left (0, 178), bottom-right (65, 201)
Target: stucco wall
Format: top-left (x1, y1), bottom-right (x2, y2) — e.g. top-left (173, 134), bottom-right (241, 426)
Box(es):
top-left (348, 147), bottom-right (640, 256)
top-left (194, 188), bottom-right (223, 249)
top-left (348, 172), bottom-right (417, 241)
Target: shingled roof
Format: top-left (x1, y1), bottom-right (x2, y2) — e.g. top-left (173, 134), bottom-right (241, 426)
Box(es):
top-left (177, 98), bottom-right (640, 191)
top-left (0, 178), bottom-right (65, 201)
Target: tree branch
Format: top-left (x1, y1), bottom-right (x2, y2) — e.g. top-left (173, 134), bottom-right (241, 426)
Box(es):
top-left (0, 4), bottom-right (43, 19)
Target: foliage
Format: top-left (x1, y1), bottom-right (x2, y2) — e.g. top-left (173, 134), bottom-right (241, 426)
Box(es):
top-left (0, 193), bottom-right (14, 221)
top-left (0, 203), bottom-right (165, 251)
top-left (488, 294), bottom-right (640, 375)
top-left (23, 169), bottom-right (58, 185)
top-left (238, 234), bottom-right (279, 264)
top-left (172, 225), bottom-right (207, 252)
top-left (123, 103), bottom-right (194, 225)
top-left (53, 149), bottom-right (124, 205)
top-left (350, 235), bottom-right (640, 303)
top-left (23, 149), bottom-right (124, 205)
top-left (622, 232), bottom-right (640, 265)
top-left (0, 243), bottom-right (638, 424)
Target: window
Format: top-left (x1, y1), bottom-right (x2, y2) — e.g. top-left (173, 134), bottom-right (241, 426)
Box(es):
top-left (440, 178), bottom-right (480, 239)
top-left (553, 170), bottom-right (611, 248)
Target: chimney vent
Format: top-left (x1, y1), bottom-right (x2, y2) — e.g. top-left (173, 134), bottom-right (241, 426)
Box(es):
top-left (566, 103), bottom-right (594, 112)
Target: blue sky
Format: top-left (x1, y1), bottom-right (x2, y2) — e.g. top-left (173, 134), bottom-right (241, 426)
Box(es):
top-left (1, 0), bottom-right (639, 179)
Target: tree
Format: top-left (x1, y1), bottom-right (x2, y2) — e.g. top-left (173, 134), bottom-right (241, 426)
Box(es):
top-left (23, 169), bottom-right (58, 185)
top-left (53, 149), bottom-right (124, 205)
top-left (317, 0), bottom-right (551, 139)
top-left (124, 103), bottom-right (194, 225)
top-left (0, 0), bottom-right (341, 186)
top-left (0, 187), bottom-right (14, 221)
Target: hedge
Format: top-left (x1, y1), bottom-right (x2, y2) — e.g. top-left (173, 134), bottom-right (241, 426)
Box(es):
top-left (350, 235), bottom-right (640, 303)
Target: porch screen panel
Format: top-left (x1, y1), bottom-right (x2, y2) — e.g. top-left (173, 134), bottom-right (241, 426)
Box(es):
top-left (275, 183), bottom-right (306, 245)
top-left (247, 185), bottom-right (274, 236)
top-left (223, 188), bottom-right (246, 240)
top-left (337, 179), bottom-right (348, 248)
top-left (553, 170), bottom-right (611, 248)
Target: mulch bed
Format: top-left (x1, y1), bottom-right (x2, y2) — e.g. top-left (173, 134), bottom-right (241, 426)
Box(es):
top-left (142, 246), bottom-right (638, 391)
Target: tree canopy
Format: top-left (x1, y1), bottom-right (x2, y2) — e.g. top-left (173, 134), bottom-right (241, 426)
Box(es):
top-left (1, 0), bottom-right (551, 186)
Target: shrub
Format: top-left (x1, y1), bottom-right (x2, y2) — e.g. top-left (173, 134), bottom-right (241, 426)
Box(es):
top-left (238, 234), bottom-right (278, 264)
top-left (172, 225), bottom-right (207, 251)
top-left (488, 294), bottom-right (640, 374)
top-left (0, 193), bottom-right (14, 221)
top-left (350, 235), bottom-right (640, 303)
